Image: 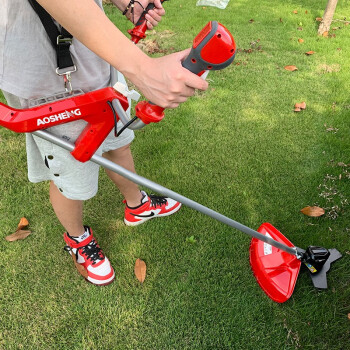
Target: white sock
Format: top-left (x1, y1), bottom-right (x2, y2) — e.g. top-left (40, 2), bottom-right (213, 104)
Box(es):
top-left (68, 227), bottom-right (90, 243)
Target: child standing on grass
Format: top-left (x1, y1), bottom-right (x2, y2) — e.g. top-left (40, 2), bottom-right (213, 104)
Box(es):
top-left (0, 0), bottom-right (208, 285)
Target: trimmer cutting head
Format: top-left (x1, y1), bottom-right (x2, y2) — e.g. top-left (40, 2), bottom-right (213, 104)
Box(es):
top-left (250, 223), bottom-right (342, 303)
top-left (302, 246), bottom-right (342, 290)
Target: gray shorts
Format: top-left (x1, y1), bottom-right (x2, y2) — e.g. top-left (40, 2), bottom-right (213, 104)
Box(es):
top-left (3, 88), bottom-right (135, 200)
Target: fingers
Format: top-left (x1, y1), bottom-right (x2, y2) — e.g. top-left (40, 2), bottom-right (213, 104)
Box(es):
top-left (175, 50), bottom-right (209, 91)
top-left (145, 9), bottom-right (162, 29)
top-left (153, 0), bottom-right (163, 9)
top-left (131, 47), bottom-right (208, 110)
top-left (145, 0), bottom-right (165, 29)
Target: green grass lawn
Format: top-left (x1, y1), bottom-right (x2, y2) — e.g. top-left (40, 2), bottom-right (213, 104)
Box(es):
top-left (0, 0), bottom-right (349, 349)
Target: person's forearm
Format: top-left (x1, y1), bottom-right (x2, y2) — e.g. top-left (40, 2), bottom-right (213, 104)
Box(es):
top-left (36, 0), bottom-right (208, 108)
top-left (36, 0), bottom-right (150, 82)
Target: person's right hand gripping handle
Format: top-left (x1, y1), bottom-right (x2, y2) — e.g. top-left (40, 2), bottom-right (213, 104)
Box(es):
top-left (134, 21), bottom-right (236, 125)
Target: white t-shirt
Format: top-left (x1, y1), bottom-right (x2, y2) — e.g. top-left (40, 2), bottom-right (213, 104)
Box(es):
top-left (0, 0), bottom-right (111, 99)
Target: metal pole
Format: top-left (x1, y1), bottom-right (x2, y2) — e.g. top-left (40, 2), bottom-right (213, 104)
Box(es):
top-left (34, 130), bottom-right (300, 256)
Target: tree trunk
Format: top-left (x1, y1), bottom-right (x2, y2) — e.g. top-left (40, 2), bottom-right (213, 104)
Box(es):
top-left (318, 0), bottom-right (338, 35)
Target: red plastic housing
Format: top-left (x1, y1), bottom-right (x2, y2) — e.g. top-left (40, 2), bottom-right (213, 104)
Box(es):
top-left (0, 87), bottom-right (128, 162)
top-left (200, 23), bottom-right (236, 65)
top-left (128, 22), bottom-right (147, 44)
top-left (193, 22), bottom-right (212, 49)
top-left (250, 223), bottom-right (301, 303)
top-left (135, 101), bottom-right (165, 124)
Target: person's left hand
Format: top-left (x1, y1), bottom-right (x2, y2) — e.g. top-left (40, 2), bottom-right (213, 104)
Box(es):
top-left (118, 0), bottom-right (165, 30)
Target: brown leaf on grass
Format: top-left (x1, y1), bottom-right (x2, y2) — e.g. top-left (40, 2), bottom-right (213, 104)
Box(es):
top-left (134, 258), bottom-right (146, 284)
top-left (298, 38), bottom-right (304, 43)
top-left (17, 217), bottom-right (29, 230)
top-left (305, 51), bottom-right (315, 55)
top-left (293, 10), bottom-right (298, 14)
top-left (322, 31), bottom-right (329, 37)
top-left (5, 229), bottom-right (31, 242)
top-left (284, 65), bottom-right (298, 71)
top-left (5, 217), bottom-right (31, 241)
top-left (295, 101), bottom-right (306, 110)
top-left (71, 253), bottom-right (88, 278)
top-left (301, 206), bottom-right (325, 217)
top-left (294, 107), bottom-right (301, 112)
top-left (249, 19), bottom-right (254, 23)
top-left (316, 17), bottom-right (322, 22)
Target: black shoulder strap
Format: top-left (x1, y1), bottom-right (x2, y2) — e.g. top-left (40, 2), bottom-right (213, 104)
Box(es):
top-left (27, 0), bottom-right (75, 73)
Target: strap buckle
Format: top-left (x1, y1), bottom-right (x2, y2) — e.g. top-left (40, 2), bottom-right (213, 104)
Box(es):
top-left (56, 66), bottom-right (77, 94)
top-left (57, 34), bottom-right (73, 45)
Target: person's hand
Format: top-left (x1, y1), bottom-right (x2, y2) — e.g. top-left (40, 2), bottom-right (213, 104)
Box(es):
top-left (117, 0), bottom-right (165, 30)
top-left (127, 49), bottom-right (209, 109)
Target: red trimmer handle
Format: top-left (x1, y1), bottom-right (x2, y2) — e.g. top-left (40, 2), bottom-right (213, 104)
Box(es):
top-left (128, 0), bottom-right (168, 44)
top-left (135, 21), bottom-right (236, 125)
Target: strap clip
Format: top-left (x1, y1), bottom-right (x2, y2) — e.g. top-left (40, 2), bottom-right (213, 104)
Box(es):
top-left (56, 66), bottom-right (77, 94)
top-left (57, 34), bottom-right (73, 45)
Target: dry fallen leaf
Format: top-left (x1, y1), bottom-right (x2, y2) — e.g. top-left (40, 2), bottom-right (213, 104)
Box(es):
top-left (294, 101), bottom-right (306, 110)
top-left (17, 217), bottom-right (29, 230)
top-left (316, 17), bottom-right (323, 22)
top-left (293, 10), bottom-right (298, 14)
top-left (5, 217), bottom-right (31, 242)
top-left (134, 258), bottom-right (146, 284)
top-left (5, 229), bottom-right (31, 242)
top-left (301, 206), bottom-right (325, 217)
top-left (294, 107), bottom-right (301, 112)
top-left (298, 38), bottom-right (304, 43)
top-left (284, 65), bottom-right (298, 71)
top-left (305, 51), bottom-right (315, 55)
top-left (71, 253), bottom-right (88, 278)
top-left (322, 31), bottom-right (329, 37)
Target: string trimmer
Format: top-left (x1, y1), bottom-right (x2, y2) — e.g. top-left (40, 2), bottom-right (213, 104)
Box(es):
top-left (0, 17), bottom-right (341, 303)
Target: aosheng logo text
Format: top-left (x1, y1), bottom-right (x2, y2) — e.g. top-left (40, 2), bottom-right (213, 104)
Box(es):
top-left (37, 109), bottom-right (81, 126)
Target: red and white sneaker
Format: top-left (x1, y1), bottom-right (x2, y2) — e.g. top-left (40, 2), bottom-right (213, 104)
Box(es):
top-left (124, 191), bottom-right (182, 226)
top-left (63, 226), bottom-right (115, 286)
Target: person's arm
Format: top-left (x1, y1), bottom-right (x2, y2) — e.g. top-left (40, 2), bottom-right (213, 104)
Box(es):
top-left (36, 0), bottom-right (208, 109)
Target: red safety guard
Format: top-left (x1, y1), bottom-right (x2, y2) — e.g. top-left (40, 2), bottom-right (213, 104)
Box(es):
top-left (0, 87), bottom-right (129, 162)
top-left (250, 223), bottom-right (301, 303)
